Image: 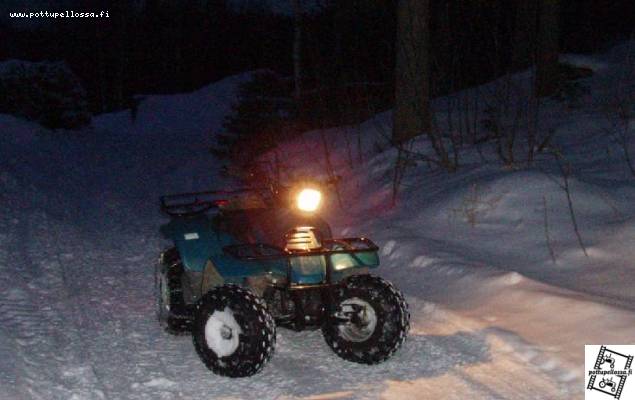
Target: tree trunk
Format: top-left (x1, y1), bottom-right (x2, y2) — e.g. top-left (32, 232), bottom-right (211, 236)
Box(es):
top-left (114, 6), bottom-right (128, 109)
top-left (535, 0), bottom-right (560, 97)
top-left (511, 0), bottom-right (538, 70)
top-left (393, 0), bottom-right (431, 143)
top-left (291, 0), bottom-right (302, 99)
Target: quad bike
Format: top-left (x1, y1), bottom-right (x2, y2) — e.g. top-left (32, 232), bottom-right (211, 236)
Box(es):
top-left (156, 181), bottom-right (409, 377)
top-left (599, 377), bottom-right (616, 392)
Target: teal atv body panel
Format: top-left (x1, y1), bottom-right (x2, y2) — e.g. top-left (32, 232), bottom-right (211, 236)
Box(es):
top-left (160, 214), bottom-right (231, 273)
top-left (160, 214), bottom-right (286, 282)
top-left (160, 210), bottom-right (379, 286)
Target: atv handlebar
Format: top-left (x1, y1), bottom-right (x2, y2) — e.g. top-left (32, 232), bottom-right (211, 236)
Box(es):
top-left (160, 176), bottom-right (341, 218)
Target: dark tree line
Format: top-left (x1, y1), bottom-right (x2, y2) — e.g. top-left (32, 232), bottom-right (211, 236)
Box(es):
top-left (1, 1), bottom-right (292, 113)
top-left (392, 0), bottom-right (633, 173)
top-left (0, 0), bottom-right (632, 128)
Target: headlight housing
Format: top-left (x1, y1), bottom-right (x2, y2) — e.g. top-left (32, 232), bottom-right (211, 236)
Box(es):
top-left (296, 188), bottom-right (322, 212)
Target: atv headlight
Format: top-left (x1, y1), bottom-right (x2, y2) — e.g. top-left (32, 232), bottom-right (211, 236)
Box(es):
top-left (296, 188), bottom-right (322, 212)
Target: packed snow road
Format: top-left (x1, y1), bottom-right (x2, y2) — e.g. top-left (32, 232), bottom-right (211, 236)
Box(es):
top-left (0, 174), bottom-right (576, 400)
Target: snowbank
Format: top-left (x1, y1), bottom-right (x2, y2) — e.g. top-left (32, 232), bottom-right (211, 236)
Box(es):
top-left (260, 42), bottom-right (635, 397)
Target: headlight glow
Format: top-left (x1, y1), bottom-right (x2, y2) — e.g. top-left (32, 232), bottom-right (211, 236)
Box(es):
top-left (296, 188), bottom-right (322, 212)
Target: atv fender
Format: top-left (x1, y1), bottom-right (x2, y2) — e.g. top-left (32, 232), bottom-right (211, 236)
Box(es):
top-left (201, 260), bottom-right (225, 295)
top-left (160, 215), bottom-right (228, 272)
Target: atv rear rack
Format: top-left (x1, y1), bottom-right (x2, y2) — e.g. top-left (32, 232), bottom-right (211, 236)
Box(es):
top-left (160, 188), bottom-right (267, 217)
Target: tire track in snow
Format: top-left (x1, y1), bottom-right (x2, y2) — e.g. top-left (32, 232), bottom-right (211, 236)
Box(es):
top-left (43, 193), bottom-right (197, 399)
top-left (42, 213), bottom-right (113, 400)
top-left (0, 214), bottom-right (32, 400)
top-left (0, 200), bottom-right (106, 399)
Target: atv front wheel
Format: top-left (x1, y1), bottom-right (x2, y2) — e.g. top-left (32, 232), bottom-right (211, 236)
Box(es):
top-left (323, 275), bottom-right (409, 364)
top-left (193, 285), bottom-right (276, 377)
top-left (156, 248), bottom-right (191, 334)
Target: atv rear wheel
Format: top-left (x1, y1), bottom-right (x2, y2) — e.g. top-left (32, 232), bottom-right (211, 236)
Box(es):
top-left (193, 285), bottom-right (276, 377)
top-left (156, 248), bottom-right (192, 334)
top-left (323, 275), bottom-right (409, 364)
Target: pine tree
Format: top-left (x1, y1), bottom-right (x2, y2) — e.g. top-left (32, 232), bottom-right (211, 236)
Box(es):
top-left (393, 0), bottom-right (431, 143)
top-left (535, 0), bottom-right (561, 97)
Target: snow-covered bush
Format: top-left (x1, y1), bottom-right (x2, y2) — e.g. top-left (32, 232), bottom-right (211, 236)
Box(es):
top-left (215, 71), bottom-right (391, 168)
top-left (0, 60), bottom-right (91, 129)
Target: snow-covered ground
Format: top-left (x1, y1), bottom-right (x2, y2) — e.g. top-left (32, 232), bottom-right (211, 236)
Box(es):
top-left (1, 43), bottom-right (635, 399)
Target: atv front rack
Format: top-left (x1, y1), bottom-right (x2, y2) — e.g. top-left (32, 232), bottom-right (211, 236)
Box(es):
top-left (223, 238), bottom-right (379, 261)
top-left (224, 238), bottom-right (379, 289)
top-left (222, 243), bottom-right (290, 261)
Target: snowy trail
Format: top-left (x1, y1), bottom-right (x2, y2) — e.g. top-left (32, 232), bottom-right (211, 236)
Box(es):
top-left (0, 154), bottom-right (577, 399)
top-left (0, 191), bottom-right (552, 400)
